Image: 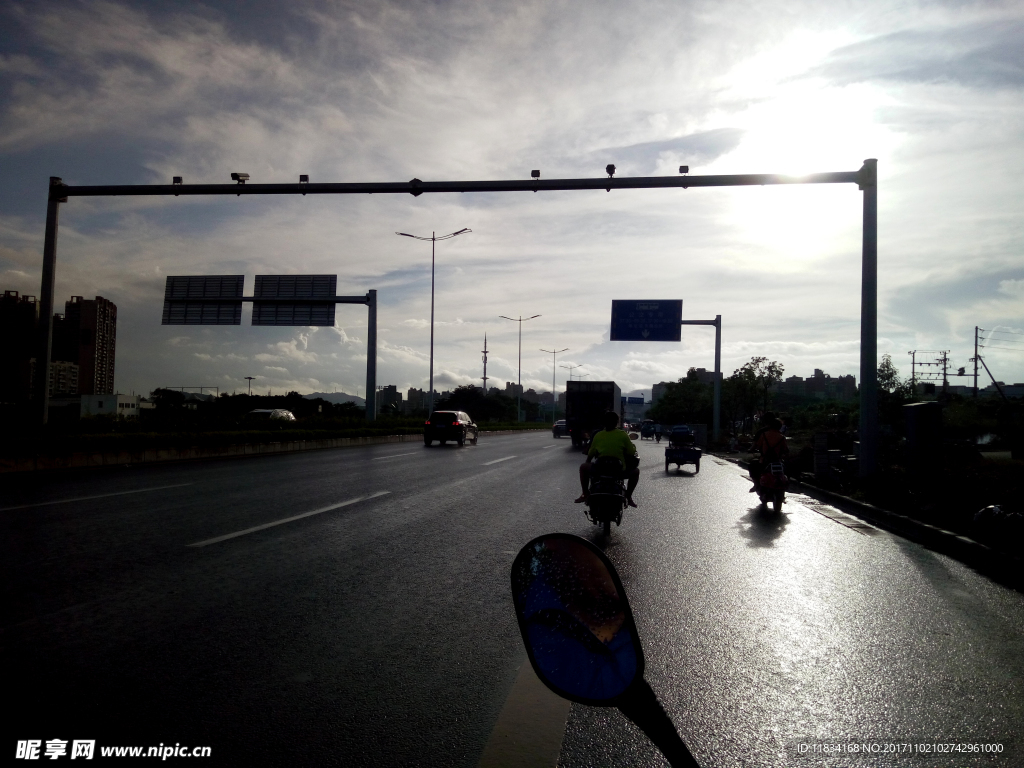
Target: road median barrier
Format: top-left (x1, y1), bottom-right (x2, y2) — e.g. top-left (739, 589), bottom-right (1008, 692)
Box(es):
top-left (0, 427), bottom-right (549, 473)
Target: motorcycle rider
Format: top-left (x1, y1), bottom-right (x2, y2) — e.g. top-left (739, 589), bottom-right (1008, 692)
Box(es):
top-left (749, 416), bottom-right (789, 491)
top-left (576, 411), bottom-right (640, 507)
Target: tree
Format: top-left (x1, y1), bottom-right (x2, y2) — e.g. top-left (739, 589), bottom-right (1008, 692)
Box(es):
top-left (435, 385), bottom-right (517, 422)
top-left (876, 353), bottom-right (914, 429)
top-left (737, 356), bottom-right (785, 413)
top-left (647, 368), bottom-right (713, 425)
top-left (877, 354), bottom-right (912, 398)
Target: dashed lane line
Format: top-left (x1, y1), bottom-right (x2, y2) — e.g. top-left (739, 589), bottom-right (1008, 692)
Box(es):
top-left (0, 483), bottom-right (195, 512)
top-left (373, 452), bottom-right (418, 460)
top-left (483, 456), bottom-right (517, 466)
top-left (186, 491), bottom-right (391, 547)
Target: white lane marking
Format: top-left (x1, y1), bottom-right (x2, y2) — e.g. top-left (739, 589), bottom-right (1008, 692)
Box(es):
top-left (477, 661), bottom-right (570, 767)
top-left (483, 456), bottom-right (517, 466)
top-left (187, 491), bottom-right (390, 547)
top-left (542, 445), bottom-right (557, 450)
top-left (0, 483), bottom-right (195, 512)
top-left (373, 452), bottom-right (417, 461)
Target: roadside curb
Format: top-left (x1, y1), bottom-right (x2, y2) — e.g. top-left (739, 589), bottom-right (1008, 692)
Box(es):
top-left (707, 451), bottom-right (1022, 591)
top-left (0, 428), bottom-right (549, 474)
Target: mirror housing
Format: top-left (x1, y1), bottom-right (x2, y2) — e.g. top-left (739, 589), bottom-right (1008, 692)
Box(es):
top-left (510, 533), bottom-right (644, 704)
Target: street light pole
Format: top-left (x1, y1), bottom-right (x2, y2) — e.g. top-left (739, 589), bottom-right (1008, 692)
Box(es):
top-left (499, 314), bottom-right (541, 422)
top-left (540, 347), bottom-right (568, 423)
top-left (396, 228), bottom-right (471, 414)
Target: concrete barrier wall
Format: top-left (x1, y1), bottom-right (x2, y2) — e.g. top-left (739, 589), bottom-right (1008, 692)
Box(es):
top-left (0, 429), bottom-right (547, 473)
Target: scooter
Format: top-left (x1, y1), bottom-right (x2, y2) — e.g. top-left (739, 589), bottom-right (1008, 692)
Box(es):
top-left (584, 456), bottom-right (628, 535)
top-left (753, 461), bottom-right (788, 513)
top-left (511, 533), bottom-right (700, 767)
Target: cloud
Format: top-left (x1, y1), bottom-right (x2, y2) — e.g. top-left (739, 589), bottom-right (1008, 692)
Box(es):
top-left (1, 0), bottom-right (1022, 394)
top-left (807, 20), bottom-right (1024, 90)
top-left (584, 128), bottom-right (745, 176)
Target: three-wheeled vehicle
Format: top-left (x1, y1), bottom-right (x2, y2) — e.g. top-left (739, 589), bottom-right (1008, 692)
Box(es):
top-left (665, 425), bottom-right (701, 472)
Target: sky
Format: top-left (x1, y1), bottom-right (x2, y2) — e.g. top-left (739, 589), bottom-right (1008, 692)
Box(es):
top-left (1, 0), bottom-right (1022, 401)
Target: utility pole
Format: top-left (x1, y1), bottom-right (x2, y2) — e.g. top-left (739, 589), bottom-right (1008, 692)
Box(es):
top-left (974, 326), bottom-right (979, 398)
top-left (941, 350), bottom-right (949, 394)
top-left (908, 350), bottom-right (916, 392)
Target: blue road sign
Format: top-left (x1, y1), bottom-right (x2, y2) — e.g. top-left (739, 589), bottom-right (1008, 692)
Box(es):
top-left (610, 300), bottom-right (682, 342)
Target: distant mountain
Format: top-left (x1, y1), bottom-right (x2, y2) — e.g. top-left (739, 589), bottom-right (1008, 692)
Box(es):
top-left (304, 392), bottom-right (365, 407)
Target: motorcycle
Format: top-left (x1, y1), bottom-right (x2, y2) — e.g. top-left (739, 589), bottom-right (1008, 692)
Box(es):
top-left (511, 533), bottom-right (700, 767)
top-left (585, 456), bottom-right (628, 535)
top-left (753, 461), bottom-right (789, 513)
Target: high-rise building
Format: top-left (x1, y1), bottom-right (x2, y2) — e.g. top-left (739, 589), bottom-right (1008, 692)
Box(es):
top-left (0, 290), bottom-right (39, 403)
top-left (53, 295), bottom-right (116, 395)
top-left (48, 360), bottom-right (80, 396)
top-left (376, 384), bottom-right (402, 415)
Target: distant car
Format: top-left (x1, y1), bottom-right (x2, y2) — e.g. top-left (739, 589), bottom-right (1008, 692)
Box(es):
top-left (246, 408), bottom-right (296, 421)
top-left (552, 419), bottom-right (569, 438)
top-left (424, 410), bottom-right (479, 446)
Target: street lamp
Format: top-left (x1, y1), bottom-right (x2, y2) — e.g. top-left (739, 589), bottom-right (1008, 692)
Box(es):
top-left (499, 314), bottom-right (541, 422)
top-left (540, 347), bottom-right (568, 423)
top-left (396, 228), bottom-right (472, 414)
top-left (560, 363), bottom-right (583, 380)
top-left (244, 376), bottom-right (255, 396)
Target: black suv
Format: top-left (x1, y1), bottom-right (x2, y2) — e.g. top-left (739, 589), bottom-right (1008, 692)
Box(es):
top-left (424, 410), bottom-right (479, 446)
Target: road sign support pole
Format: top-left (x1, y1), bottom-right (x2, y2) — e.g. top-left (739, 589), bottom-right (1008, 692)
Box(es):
top-left (713, 315), bottom-right (721, 443)
top-left (365, 289), bottom-right (377, 421)
top-left (680, 317), bottom-right (723, 443)
top-left (858, 159), bottom-right (878, 478)
top-left (34, 177), bottom-right (65, 425)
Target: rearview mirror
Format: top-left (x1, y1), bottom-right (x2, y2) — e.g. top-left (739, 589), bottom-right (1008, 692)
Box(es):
top-left (510, 533), bottom-right (642, 703)
top-left (510, 533), bottom-right (700, 767)
top-left (628, 432), bottom-right (639, 440)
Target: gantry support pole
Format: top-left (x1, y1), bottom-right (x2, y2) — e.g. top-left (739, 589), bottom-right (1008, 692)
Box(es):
top-left (40, 165), bottom-right (876, 469)
top-left (858, 159), bottom-right (878, 478)
top-left (34, 177), bottom-right (66, 425)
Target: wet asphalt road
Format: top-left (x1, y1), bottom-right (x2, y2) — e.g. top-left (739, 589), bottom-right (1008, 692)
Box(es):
top-left (3, 432), bottom-right (1023, 767)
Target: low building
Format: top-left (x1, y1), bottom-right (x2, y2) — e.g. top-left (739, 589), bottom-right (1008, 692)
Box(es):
top-left (773, 369), bottom-right (857, 402)
top-left (81, 393), bottom-right (141, 418)
top-left (982, 382), bottom-right (1024, 399)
